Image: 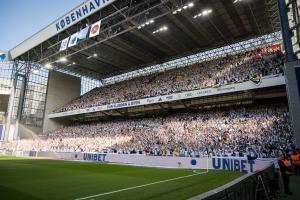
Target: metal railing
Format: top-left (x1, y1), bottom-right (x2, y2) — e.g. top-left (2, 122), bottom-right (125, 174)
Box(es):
top-left (189, 165), bottom-right (279, 200)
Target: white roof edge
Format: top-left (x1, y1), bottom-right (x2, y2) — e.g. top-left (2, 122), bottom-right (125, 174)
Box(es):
top-left (8, 0), bottom-right (88, 58)
top-left (9, 0), bottom-right (117, 60)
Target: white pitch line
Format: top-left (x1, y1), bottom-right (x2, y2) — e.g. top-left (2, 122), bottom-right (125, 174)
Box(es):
top-left (74, 171), bottom-right (207, 200)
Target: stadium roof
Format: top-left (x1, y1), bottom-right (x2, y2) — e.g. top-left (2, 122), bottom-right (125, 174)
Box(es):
top-left (9, 0), bottom-right (280, 79)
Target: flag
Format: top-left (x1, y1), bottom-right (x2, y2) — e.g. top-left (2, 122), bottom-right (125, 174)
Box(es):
top-left (60, 37), bottom-right (69, 51)
top-left (250, 75), bottom-right (261, 85)
top-left (68, 32), bottom-right (79, 47)
top-left (0, 53), bottom-right (7, 61)
top-left (78, 26), bottom-right (90, 40)
top-left (89, 20), bottom-right (101, 38)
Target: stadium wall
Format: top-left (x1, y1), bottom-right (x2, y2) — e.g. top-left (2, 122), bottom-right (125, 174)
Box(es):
top-left (43, 71), bottom-right (80, 133)
top-left (18, 124), bottom-right (43, 139)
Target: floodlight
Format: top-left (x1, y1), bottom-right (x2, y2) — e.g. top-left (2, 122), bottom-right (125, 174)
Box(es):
top-left (58, 57), bottom-right (67, 62)
top-left (32, 69), bottom-right (39, 74)
top-left (188, 2), bottom-right (194, 7)
top-left (45, 63), bottom-right (52, 69)
top-left (233, 0), bottom-right (242, 4)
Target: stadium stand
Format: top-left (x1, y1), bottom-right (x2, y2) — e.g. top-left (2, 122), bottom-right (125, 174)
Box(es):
top-left (52, 45), bottom-right (285, 113)
top-left (3, 103), bottom-right (293, 158)
top-left (2, 0), bottom-right (300, 199)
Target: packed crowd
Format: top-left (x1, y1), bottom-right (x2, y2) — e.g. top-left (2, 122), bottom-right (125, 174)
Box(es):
top-left (53, 45), bottom-right (284, 113)
top-left (1, 104), bottom-right (293, 158)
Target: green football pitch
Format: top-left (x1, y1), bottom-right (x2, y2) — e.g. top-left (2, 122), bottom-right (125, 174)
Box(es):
top-left (0, 156), bottom-right (242, 200)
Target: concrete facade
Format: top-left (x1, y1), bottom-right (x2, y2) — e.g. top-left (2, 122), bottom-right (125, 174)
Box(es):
top-left (43, 71), bottom-right (80, 133)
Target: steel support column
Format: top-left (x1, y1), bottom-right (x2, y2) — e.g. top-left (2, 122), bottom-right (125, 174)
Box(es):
top-left (278, 0), bottom-right (300, 147)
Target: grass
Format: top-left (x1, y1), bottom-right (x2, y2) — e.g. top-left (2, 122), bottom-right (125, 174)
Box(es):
top-left (0, 155), bottom-right (242, 200)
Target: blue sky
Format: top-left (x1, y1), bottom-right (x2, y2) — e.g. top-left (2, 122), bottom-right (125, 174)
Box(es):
top-left (0, 0), bottom-right (83, 51)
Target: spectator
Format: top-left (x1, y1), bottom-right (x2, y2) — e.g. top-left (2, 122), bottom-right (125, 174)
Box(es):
top-left (1, 104), bottom-right (293, 159)
top-left (52, 46), bottom-right (285, 113)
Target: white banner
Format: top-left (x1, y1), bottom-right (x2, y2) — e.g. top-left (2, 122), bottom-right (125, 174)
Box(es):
top-left (49, 75), bottom-right (285, 119)
top-left (36, 152), bottom-right (273, 173)
top-left (68, 33), bottom-right (79, 47)
top-left (89, 20), bottom-right (101, 38)
top-left (60, 37), bottom-right (69, 51)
